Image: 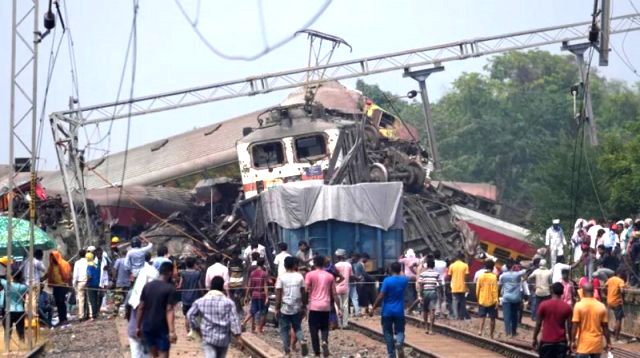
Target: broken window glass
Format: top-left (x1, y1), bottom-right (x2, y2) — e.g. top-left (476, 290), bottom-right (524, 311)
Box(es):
top-left (295, 134), bottom-right (327, 161)
top-left (379, 112), bottom-right (396, 129)
top-left (251, 141), bottom-right (285, 169)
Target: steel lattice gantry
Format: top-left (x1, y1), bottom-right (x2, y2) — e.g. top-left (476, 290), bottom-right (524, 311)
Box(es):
top-left (48, 12), bottom-right (640, 246)
top-left (51, 13), bottom-right (640, 125)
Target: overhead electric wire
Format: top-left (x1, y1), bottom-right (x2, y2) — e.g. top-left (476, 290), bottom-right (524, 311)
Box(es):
top-left (611, 27), bottom-right (640, 78)
top-left (36, 26), bottom-right (66, 171)
top-left (569, 46), bottom-right (594, 220)
top-left (62, 0), bottom-right (81, 103)
top-left (115, 0), bottom-right (140, 219)
top-left (257, 0), bottom-right (269, 48)
top-left (627, 0), bottom-right (640, 14)
top-left (173, 0), bottom-right (332, 61)
top-left (90, 13), bottom-right (137, 148)
top-left (582, 141), bottom-right (607, 221)
top-left (608, 0), bottom-right (640, 78)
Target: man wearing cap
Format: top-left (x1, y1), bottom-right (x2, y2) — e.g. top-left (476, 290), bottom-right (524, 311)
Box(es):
top-left (529, 259), bottom-right (552, 319)
top-left (604, 224), bottom-right (619, 252)
top-left (546, 219), bottom-right (566, 267)
top-left (110, 236), bottom-right (120, 256)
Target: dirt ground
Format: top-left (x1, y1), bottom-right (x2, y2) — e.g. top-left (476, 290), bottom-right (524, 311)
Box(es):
top-left (40, 319), bottom-right (123, 358)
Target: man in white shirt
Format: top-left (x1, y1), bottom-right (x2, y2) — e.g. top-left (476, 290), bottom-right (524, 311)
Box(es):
top-left (275, 256), bottom-right (308, 356)
top-left (545, 219), bottom-right (566, 267)
top-left (273, 242), bottom-right (291, 277)
top-left (432, 250), bottom-right (448, 316)
top-left (529, 260), bottom-right (552, 318)
top-left (551, 255), bottom-right (578, 283)
top-left (205, 253), bottom-right (230, 295)
top-left (243, 241), bottom-right (266, 265)
top-left (587, 220), bottom-right (603, 248)
top-left (127, 252), bottom-right (159, 310)
top-left (23, 249), bottom-right (46, 317)
top-left (72, 249), bottom-right (89, 320)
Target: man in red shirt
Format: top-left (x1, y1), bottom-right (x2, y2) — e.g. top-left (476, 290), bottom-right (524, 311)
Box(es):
top-left (305, 255), bottom-right (337, 357)
top-left (243, 257), bottom-right (269, 333)
top-left (532, 282), bottom-right (572, 358)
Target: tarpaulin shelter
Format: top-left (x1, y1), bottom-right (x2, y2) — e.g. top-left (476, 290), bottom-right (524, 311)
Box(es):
top-left (0, 216), bottom-right (56, 255)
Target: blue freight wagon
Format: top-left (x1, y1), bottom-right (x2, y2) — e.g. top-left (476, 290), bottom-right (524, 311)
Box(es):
top-left (278, 220), bottom-right (402, 272)
top-left (237, 181), bottom-right (405, 272)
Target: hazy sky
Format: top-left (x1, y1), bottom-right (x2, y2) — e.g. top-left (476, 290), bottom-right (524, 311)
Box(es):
top-left (1, 0), bottom-right (639, 170)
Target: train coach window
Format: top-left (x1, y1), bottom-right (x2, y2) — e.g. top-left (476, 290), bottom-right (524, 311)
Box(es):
top-left (251, 141), bottom-right (285, 169)
top-left (295, 134), bottom-right (327, 162)
top-left (492, 247), bottom-right (512, 262)
top-left (379, 111), bottom-right (396, 129)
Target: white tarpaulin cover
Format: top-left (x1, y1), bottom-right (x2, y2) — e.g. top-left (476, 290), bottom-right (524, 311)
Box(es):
top-left (260, 180), bottom-right (403, 230)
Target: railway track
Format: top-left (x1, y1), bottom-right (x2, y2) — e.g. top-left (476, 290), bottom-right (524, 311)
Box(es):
top-left (351, 316), bottom-right (537, 358)
top-left (465, 301), bottom-right (640, 358)
top-left (468, 300), bottom-right (640, 341)
top-left (237, 332), bottom-right (282, 358)
top-left (406, 316), bottom-right (538, 358)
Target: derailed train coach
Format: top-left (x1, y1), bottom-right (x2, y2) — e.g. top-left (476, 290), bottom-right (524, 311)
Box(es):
top-left (234, 92), bottom-right (536, 271)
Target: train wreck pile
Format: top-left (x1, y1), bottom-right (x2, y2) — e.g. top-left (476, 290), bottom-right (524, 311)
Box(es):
top-left (5, 177), bottom-right (251, 258)
top-left (236, 90), bottom-right (478, 260)
top-left (315, 105), bottom-right (475, 258)
top-left (131, 178), bottom-right (250, 258)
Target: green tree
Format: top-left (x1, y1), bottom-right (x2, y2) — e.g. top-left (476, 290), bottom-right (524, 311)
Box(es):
top-left (433, 51), bottom-right (579, 207)
top-left (598, 120), bottom-right (640, 217)
top-left (357, 50), bottom-right (640, 232)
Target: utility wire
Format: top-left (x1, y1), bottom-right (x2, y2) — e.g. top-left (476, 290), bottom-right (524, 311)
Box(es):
top-left (62, 0), bottom-right (81, 103)
top-left (609, 0), bottom-right (640, 77)
top-left (574, 47), bottom-right (608, 221)
top-left (36, 27), bottom-right (66, 171)
top-left (90, 13), bottom-right (137, 148)
top-left (610, 29), bottom-right (640, 78)
top-left (583, 141), bottom-right (607, 221)
top-left (173, 0), bottom-right (332, 61)
top-left (257, 0), bottom-right (269, 48)
top-left (115, 0), bottom-right (140, 219)
top-left (627, 0), bottom-right (640, 15)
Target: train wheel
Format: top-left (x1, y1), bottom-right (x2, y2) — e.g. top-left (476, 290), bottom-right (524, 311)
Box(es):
top-left (404, 161), bottom-right (426, 192)
top-left (369, 163), bottom-right (388, 182)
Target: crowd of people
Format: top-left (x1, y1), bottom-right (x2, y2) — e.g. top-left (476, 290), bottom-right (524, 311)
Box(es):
top-left (400, 217), bottom-right (639, 358)
top-left (1, 216), bottom-right (638, 358)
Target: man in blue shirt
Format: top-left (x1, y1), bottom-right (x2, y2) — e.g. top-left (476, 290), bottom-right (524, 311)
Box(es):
top-left (371, 262), bottom-right (408, 358)
top-left (499, 261), bottom-right (526, 337)
top-left (152, 245), bottom-right (172, 271)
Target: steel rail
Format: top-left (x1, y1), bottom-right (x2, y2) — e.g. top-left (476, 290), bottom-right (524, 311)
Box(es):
top-left (403, 315), bottom-right (539, 358)
top-left (465, 301), bottom-right (640, 358)
top-left (349, 320), bottom-right (443, 358)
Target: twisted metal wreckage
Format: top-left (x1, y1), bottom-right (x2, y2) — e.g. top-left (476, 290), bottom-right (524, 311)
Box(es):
top-left (35, 11), bottom-right (639, 260)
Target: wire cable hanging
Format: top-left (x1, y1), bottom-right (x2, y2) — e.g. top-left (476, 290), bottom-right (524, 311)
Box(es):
top-left (173, 0), bottom-right (333, 61)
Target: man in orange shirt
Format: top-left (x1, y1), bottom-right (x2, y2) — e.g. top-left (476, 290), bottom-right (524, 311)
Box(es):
top-left (448, 252), bottom-right (469, 320)
top-left (605, 270), bottom-right (626, 343)
top-left (571, 283), bottom-right (611, 357)
top-left (475, 260), bottom-right (498, 338)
